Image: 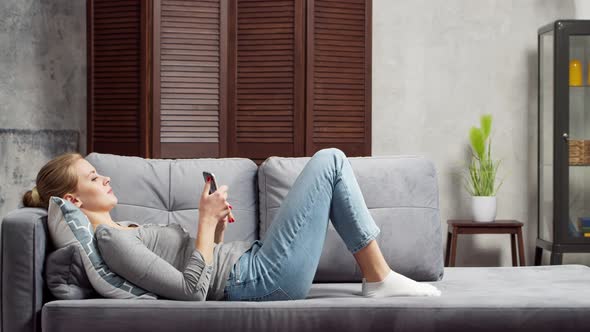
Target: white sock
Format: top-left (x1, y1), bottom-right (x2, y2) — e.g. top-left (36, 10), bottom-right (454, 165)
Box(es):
top-left (361, 269), bottom-right (442, 297)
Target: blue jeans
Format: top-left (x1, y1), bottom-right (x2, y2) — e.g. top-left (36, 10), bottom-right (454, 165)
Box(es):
top-left (223, 148), bottom-right (381, 301)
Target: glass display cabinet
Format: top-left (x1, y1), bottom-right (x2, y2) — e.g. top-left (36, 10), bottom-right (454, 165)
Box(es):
top-left (536, 20), bottom-right (590, 265)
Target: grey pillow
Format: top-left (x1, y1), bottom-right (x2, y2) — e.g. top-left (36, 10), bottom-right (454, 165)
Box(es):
top-left (47, 196), bottom-right (158, 299)
top-left (45, 244), bottom-right (98, 299)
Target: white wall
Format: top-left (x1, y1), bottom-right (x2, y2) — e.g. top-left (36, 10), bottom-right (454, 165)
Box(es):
top-left (371, 0), bottom-right (590, 266)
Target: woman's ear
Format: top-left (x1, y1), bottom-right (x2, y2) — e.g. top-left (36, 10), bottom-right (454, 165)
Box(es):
top-left (63, 193), bottom-right (83, 208)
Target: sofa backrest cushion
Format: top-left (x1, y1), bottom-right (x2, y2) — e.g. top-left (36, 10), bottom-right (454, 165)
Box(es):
top-left (258, 155), bottom-right (444, 282)
top-left (47, 197), bottom-right (158, 299)
top-left (84, 153), bottom-right (259, 244)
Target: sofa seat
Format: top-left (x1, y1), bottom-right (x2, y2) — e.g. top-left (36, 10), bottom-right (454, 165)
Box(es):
top-left (42, 264), bottom-right (590, 332)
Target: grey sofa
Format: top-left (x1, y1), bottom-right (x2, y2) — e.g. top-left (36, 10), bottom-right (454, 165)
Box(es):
top-left (2, 150), bottom-right (590, 332)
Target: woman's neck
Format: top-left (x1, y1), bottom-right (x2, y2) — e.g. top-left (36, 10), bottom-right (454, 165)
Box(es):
top-left (81, 209), bottom-right (121, 229)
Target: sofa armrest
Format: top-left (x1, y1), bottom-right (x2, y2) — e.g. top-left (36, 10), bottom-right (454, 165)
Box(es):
top-left (1, 208), bottom-right (54, 332)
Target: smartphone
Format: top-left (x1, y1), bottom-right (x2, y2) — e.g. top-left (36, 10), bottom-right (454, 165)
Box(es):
top-left (202, 171), bottom-right (218, 195)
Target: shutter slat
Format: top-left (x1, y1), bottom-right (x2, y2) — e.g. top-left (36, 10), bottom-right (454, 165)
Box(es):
top-left (238, 110), bottom-right (293, 115)
top-left (94, 1), bottom-right (138, 8)
top-left (161, 10), bottom-right (220, 19)
top-left (239, 6), bottom-right (293, 13)
top-left (162, 50), bottom-right (219, 57)
top-left (162, 5), bottom-right (218, 13)
top-left (161, 78), bottom-right (219, 84)
top-left (160, 66), bottom-right (219, 73)
top-left (238, 38), bottom-right (293, 46)
top-left (161, 99), bottom-right (219, 105)
top-left (161, 110), bottom-right (218, 116)
top-left (161, 82), bottom-right (219, 88)
top-left (161, 104), bottom-right (219, 111)
top-left (165, 1), bottom-right (219, 8)
top-left (238, 105), bottom-right (293, 110)
top-left (161, 43), bottom-right (219, 51)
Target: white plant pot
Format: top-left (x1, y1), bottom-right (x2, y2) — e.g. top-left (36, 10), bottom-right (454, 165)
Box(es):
top-left (472, 196), bottom-right (497, 222)
top-left (574, 0), bottom-right (590, 19)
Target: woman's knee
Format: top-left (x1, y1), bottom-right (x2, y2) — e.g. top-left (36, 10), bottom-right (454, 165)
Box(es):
top-left (313, 147), bottom-right (346, 160)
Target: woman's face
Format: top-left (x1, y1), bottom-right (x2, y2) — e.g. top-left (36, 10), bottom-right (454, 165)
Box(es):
top-left (65, 158), bottom-right (118, 211)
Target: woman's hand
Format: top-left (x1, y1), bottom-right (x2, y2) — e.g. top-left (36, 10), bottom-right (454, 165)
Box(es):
top-left (199, 178), bottom-right (232, 227)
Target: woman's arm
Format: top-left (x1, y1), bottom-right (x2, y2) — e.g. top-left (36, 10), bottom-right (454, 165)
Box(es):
top-left (214, 216), bottom-right (228, 244)
top-left (195, 216), bottom-right (216, 264)
top-left (198, 177), bottom-right (232, 257)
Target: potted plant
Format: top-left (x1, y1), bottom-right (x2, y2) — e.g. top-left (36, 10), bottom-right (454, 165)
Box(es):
top-left (464, 114), bottom-right (504, 222)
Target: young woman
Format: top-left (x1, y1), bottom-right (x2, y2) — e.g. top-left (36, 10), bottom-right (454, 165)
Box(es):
top-left (23, 148), bottom-right (441, 301)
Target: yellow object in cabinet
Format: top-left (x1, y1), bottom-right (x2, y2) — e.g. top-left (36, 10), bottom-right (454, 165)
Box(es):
top-left (570, 59), bottom-right (583, 86)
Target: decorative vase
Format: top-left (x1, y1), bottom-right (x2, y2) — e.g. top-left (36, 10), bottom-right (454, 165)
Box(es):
top-left (574, 0), bottom-right (590, 19)
top-left (472, 196), bottom-right (496, 222)
top-left (570, 59), bottom-right (583, 86)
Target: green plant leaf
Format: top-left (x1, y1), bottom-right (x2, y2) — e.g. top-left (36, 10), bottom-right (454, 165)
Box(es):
top-left (469, 127), bottom-right (485, 160)
top-left (481, 114), bottom-right (492, 141)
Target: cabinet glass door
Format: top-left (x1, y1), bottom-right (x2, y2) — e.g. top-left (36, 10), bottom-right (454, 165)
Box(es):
top-left (568, 35), bottom-right (590, 241)
top-left (539, 30), bottom-right (554, 243)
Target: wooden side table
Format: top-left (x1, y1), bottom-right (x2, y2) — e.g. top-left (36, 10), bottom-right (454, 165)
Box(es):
top-left (445, 219), bottom-right (526, 267)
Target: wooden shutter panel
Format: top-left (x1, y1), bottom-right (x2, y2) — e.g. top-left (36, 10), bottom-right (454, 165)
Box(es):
top-left (153, 0), bottom-right (228, 158)
top-left (230, 0), bottom-right (305, 164)
top-left (306, 0), bottom-right (371, 156)
top-left (88, 0), bottom-right (148, 157)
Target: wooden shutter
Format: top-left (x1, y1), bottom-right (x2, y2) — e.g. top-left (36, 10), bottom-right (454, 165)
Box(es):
top-left (153, 0), bottom-right (228, 158)
top-left (88, 0), bottom-right (148, 157)
top-left (306, 0), bottom-right (371, 156)
top-left (230, 0), bottom-right (305, 164)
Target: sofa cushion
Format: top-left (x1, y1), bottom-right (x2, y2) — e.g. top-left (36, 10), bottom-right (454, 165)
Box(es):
top-left (258, 155), bottom-right (444, 282)
top-left (44, 243), bottom-right (97, 300)
top-left (42, 265), bottom-right (590, 332)
top-left (84, 153), bottom-right (259, 244)
top-left (47, 197), bottom-right (157, 299)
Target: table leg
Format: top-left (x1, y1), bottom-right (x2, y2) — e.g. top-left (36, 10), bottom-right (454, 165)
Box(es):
top-left (449, 227), bottom-right (458, 267)
top-left (534, 246), bottom-right (542, 266)
top-left (550, 252), bottom-right (562, 265)
top-left (445, 231), bottom-right (451, 267)
top-left (510, 233), bottom-right (517, 266)
top-left (517, 227), bottom-right (526, 266)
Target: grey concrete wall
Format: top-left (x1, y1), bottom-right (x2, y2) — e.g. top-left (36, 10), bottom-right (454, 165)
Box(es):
top-left (0, 0), bottom-right (86, 219)
top-left (0, 129), bottom-right (79, 210)
top-left (372, 0), bottom-right (588, 266)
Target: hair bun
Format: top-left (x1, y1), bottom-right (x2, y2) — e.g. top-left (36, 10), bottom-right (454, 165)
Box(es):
top-left (31, 187), bottom-right (40, 201)
top-left (22, 186), bottom-right (44, 208)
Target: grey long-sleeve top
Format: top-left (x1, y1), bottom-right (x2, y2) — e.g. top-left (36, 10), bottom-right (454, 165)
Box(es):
top-left (95, 221), bottom-right (252, 301)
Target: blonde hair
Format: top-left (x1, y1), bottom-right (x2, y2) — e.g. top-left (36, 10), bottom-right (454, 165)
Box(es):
top-left (22, 152), bottom-right (84, 209)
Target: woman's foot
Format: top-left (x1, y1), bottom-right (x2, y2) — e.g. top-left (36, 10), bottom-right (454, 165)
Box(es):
top-left (361, 269), bottom-right (441, 297)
